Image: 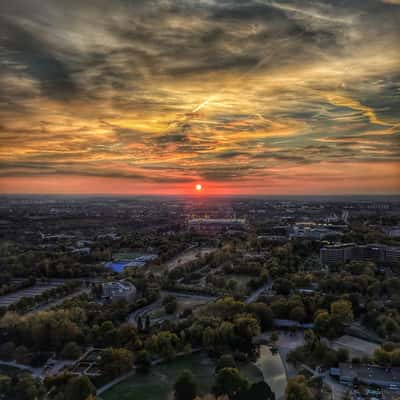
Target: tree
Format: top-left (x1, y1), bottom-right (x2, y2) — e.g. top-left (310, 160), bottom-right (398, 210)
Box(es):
top-left (165, 298), bottom-right (178, 314)
top-left (145, 315), bottom-right (151, 332)
top-left (248, 303), bottom-right (273, 330)
top-left (337, 348), bottom-right (349, 363)
top-left (374, 347), bottom-right (392, 367)
top-left (289, 306), bottom-right (306, 323)
top-left (14, 345), bottom-right (31, 365)
top-left (150, 331), bottom-right (180, 360)
top-left (65, 375), bottom-right (95, 400)
top-left (314, 310), bottom-right (331, 336)
top-left (15, 374), bottom-right (44, 400)
top-left (237, 381), bottom-right (275, 400)
top-left (0, 341), bottom-right (15, 361)
top-left (174, 370), bottom-right (198, 400)
top-left (136, 349), bottom-right (151, 373)
top-left (330, 300), bottom-right (353, 325)
top-left (233, 314), bottom-right (260, 349)
top-left (217, 322), bottom-right (235, 347)
top-left (216, 354), bottom-right (236, 372)
top-left (137, 316), bottom-right (143, 332)
top-left (273, 278), bottom-right (292, 296)
top-left (61, 341), bottom-right (82, 360)
top-left (270, 332), bottom-right (279, 344)
top-left (98, 348), bottom-right (134, 378)
top-left (163, 295), bottom-right (178, 314)
top-left (285, 375), bottom-right (311, 400)
top-left (116, 323), bottom-right (138, 347)
top-left (213, 368), bottom-right (249, 398)
top-left (304, 330), bottom-right (317, 351)
top-left (0, 374), bottom-right (11, 395)
top-left (203, 327), bottom-right (218, 352)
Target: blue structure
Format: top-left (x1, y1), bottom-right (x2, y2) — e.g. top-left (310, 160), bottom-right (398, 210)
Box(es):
top-left (105, 254), bottom-right (157, 273)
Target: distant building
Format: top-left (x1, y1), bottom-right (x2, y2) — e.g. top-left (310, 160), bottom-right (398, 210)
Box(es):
top-left (126, 254), bottom-right (158, 267)
top-left (320, 243), bottom-right (354, 266)
top-left (386, 246), bottom-right (400, 264)
top-left (101, 280), bottom-right (136, 303)
top-left (367, 203), bottom-right (390, 210)
top-left (384, 226), bottom-right (400, 238)
top-left (289, 223), bottom-right (343, 240)
top-left (257, 235), bottom-right (287, 242)
top-left (320, 243), bottom-right (400, 266)
top-left (71, 247), bottom-right (91, 255)
top-left (332, 363), bottom-right (400, 389)
top-left (188, 218), bottom-right (246, 235)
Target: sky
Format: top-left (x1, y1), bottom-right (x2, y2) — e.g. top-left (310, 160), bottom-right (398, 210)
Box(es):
top-left (0, 0), bottom-right (399, 195)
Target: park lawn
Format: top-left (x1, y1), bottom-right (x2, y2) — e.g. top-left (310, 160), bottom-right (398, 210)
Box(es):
top-left (102, 353), bottom-right (215, 400)
top-left (102, 352), bottom-right (266, 400)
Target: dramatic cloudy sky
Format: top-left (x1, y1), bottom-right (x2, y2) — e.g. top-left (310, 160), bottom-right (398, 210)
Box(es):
top-left (0, 0), bottom-right (399, 194)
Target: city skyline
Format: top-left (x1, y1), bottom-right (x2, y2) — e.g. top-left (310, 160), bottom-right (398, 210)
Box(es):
top-left (1, 0), bottom-right (399, 195)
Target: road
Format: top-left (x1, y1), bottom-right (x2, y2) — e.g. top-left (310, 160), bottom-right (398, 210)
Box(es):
top-left (0, 281), bottom-right (66, 308)
top-left (245, 282), bottom-right (272, 304)
top-left (0, 360), bottom-right (44, 379)
top-left (324, 374), bottom-right (347, 400)
top-left (127, 290), bottom-right (216, 326)
top-left (128, 299), bottom-right (162, 326)
top-left (162, 290), bottom-right (217, 301)
top-left (26, 287), bottom-right (91, 315)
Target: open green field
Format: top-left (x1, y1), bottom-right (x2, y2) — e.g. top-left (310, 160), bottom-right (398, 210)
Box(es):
top-left (102, 353), bottom-right (215, 400)
top-left (102, 352), bottom-right (265, 400)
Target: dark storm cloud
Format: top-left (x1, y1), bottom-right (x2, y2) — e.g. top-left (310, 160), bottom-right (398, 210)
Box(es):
top-left (0, 17), bottom-right (78, 100)
top-left (214, 150), bottom-right (251, 159)
top-left (155, 134), bottom-right (189, 144)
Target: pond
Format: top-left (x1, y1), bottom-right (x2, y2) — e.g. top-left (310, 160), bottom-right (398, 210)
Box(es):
top-left (255, 345), bottom-right (288, 400)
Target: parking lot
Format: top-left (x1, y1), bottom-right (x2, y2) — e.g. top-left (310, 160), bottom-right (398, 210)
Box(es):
top-left (331, 335), bottom-right (379, 358)
top-left (0, 280), bottom-right (66, 307)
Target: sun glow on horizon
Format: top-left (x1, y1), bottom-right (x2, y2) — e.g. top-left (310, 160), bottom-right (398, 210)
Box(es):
top-left (195, 184), bottom-right (203, 191)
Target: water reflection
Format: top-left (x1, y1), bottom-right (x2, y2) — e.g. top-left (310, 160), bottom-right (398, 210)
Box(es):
top-left (254, 345), bottom-right (288, 400)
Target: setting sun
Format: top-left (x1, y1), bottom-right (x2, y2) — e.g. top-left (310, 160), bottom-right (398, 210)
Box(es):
top-left (195, 184), bottom-right (202, 191)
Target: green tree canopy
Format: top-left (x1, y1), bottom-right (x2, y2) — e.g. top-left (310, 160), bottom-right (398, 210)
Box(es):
top-left (174, 370), bottom-right (197, 400)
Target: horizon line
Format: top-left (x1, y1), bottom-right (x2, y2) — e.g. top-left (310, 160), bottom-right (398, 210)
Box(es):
top-left (1, 193), bottom-right (399, 198)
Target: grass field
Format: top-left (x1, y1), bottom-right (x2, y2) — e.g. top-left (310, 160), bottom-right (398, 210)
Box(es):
top-left (102, 352), bottom-right (265, 400)
top-left (102, 353), bottom-right (215, 400)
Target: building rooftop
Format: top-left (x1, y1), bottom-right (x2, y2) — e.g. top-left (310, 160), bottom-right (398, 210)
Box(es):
top-left (339, 363), bottom-right (400, 384)
top-left (323, 243), bottom-right (356, 249)
top-left (188, 218), bottom-right (246, 224)
top-left (102, 280), bottom-right (135, 294)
